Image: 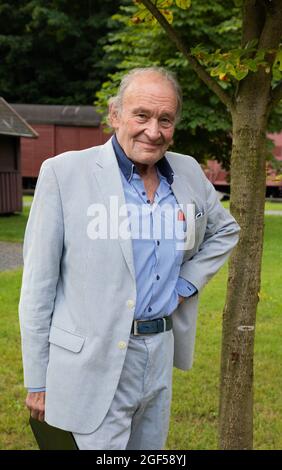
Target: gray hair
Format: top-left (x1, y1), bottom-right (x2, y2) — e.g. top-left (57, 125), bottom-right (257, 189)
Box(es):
top-left (109, 66), bottom-right (182, 124)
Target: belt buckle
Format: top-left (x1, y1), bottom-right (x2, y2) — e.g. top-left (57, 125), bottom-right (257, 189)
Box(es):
top-left (162, 317), bottom-right (167, 332)
top-left (133, 320), bottom-right (142, 336)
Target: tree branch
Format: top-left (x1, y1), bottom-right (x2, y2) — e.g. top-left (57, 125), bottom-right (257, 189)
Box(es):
top-left (255, 0), bottom-right (282, 114)
top-left (140, 0), bottom-right (235, 113)
top-left (258, 0), bottom-right (282, 50)
top-left (241, 0), bottom-right (266, 48)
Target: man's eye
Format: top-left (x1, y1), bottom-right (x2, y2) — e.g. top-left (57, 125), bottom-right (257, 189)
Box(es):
top-left (160, 118), bottom-right (172, 127)
top-left (137, 114), bottom-right (147, 119)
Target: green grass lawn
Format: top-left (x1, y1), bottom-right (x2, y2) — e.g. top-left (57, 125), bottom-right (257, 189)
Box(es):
top-left (221, 200), bottom-right (282, 211)
top-left (263, 201), bottom-right (282, 211)
top-left (0, 205), bottom-right (30, 243)
top-left (0, 203), bottom-right (281, 449)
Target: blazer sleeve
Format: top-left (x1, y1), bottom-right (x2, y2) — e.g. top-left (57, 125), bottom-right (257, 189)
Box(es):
top-left (19, 159), bottom-right (64, 388)
top-left (179, 170), bottom-right (240, 292)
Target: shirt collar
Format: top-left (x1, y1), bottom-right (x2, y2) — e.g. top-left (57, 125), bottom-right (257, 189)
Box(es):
top-left (112, 134), bottom-right (174, 185)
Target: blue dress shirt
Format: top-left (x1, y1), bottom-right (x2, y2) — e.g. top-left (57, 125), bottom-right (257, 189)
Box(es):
top-left (112, 135), bottom-right (197, 320)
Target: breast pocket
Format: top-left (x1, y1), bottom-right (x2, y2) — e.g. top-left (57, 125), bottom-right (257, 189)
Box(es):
top-left (194, 211), bottom-right (207, 246)
top-left (181, 210), bottom-right (207, 261)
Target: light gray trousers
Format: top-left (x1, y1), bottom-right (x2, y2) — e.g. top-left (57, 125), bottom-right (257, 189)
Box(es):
top-left (72, 329), bottom-right (174, 450)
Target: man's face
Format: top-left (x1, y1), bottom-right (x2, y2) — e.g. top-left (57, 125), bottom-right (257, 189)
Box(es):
top-left (111, 73), bottom-right (178, 165)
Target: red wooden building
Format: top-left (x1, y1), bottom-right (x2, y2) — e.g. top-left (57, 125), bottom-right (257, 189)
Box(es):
top-left (12, 104), bottom-right (109, 189)
top-left (204, 132), bottom-right (282, 197)
top-left (0, 98), bottom-right (37, 213)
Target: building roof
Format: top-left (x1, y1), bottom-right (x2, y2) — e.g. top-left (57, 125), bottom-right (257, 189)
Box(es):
top-left (11, 103), bottom-right (102, 127)
top-left (0, 98), bottom-right (38, 138)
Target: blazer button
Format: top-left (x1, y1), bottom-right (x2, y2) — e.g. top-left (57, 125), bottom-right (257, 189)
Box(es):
top-left (126, 300), bottom-right (135, 309)
top-left (118, 341), bottom-right (127, 350)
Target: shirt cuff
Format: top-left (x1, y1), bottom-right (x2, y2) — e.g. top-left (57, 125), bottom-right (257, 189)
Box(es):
top-left (28, 387), bottom-right (46, 393)
top-left (176, 277), bottom-right (198, 298)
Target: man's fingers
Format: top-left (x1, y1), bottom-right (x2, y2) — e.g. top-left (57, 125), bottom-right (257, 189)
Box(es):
top-left (25, 392), bottom-right (46, 422)
top-left (30, 409), bottom-right (40, 420)
top-left (38, 411), bottom-right (45, 422)
top-left (29, 406), bottom-right (45, 422)
top-left (30, 408), bottom-right (45, 422)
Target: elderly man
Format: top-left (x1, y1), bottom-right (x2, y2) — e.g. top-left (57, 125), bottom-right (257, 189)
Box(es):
top-left (19, 67), bottom-right (240, 450)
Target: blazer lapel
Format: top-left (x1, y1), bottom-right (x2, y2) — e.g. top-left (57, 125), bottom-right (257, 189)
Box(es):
top-left (92, 138), bottom-right (136, 281)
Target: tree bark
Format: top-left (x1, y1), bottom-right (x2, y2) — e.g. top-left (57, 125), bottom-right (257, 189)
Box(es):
top-left (218, 78), bottom-right (269, 449)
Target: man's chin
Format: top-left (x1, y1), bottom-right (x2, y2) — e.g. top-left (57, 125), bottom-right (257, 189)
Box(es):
top-left (136, 155), bottom-right (162, 165)
top-left (134, 149), bottom-right (164, 163)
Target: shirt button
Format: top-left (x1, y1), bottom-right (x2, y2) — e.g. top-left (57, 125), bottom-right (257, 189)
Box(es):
top-left (118, 341), bottom-right (127, 350)
top-left (148, 306), bottom-right (152, 312)
top-left (156, 275), bottom-right (160, 280)
top-left (147, 199), bottom-right (150, 204)
top-left (126, 299), bottom-right (135, 309)
top-left (142, 192), bottom-right (146, 195)
top-left (157, 240), bottom-right (160, 246)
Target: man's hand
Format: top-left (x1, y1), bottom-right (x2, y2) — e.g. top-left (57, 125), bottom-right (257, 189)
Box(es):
top-left (25, 391), bottom-right (46, 422)
top-left (178, 295), bottom-right (185, 305)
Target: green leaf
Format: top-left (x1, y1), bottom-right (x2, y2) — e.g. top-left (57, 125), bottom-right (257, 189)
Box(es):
top-left (175, 0), bottom-right (192, 9)
top-left (244, 59), bottom-right (258, 72)
top-left (160, 8), bottom-right (174, 23)
top-left (156, 0), bottom-right (173, 7)
top-left (275, 49), bottom-right (282, 72)
top-left (133, 6), bottom-right (156, 24)
top-left (134, 2), bottom-right (174, 24)
top-left (234, 68), bottom-right (249, 80)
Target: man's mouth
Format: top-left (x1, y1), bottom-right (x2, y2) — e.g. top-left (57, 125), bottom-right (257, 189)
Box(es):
top-left (136, 140), bottom-right (162, 149)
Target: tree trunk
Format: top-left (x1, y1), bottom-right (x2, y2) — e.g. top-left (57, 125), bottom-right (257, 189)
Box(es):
top-left (218, 82), bottom-right (269, 449)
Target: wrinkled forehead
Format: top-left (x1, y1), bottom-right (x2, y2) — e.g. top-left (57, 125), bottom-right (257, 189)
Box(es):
top-left (122, 73), bottom-right (178, 111)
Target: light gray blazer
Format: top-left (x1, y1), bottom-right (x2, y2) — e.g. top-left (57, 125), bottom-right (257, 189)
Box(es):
top-left (19, 137), bottom-right (240, 433)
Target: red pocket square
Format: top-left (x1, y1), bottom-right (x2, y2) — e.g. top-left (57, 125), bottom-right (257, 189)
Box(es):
top-left (178, 210), bottom-right (185, 221)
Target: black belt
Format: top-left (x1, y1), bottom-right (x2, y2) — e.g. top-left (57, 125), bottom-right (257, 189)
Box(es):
top-left (131, 316), bottom-right (173, 336)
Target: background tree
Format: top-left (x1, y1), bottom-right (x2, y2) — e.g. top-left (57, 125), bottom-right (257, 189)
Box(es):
top-left (0, 0), bottom-right (122, 104)
top-left (96, 0), bottom-right (282, 168)
top-left (98, 0), bottom-right (282, 450)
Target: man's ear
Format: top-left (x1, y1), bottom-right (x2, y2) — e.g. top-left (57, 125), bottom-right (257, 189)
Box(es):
top-left (108, 101), bottom-right (119, 130)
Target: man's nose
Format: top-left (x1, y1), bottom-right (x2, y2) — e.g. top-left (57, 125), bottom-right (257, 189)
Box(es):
top-left (144, 119), bottom-right (161, 140)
